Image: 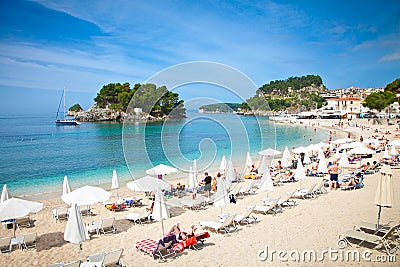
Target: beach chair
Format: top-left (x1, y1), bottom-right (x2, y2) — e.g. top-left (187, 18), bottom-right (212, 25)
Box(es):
top-left (99, 217), bottom-right (116, 235)
top-left (292, 183), bottom-right (317, 199)
top-left (103, 248), bottom-right (124, 266)
top-left (230, 185), bottom-right (242, 198)
top-left (199, 214), bottom-right (237, 234)
top-left (87, 219), bottom-right (103, 236)
top-left (21, 232), bottom-right (37, 250)
top-left (338, 226), bottom-right (399, 255)
top-left (63, 260), bottom-right (81, 267)
top-left (180, 195), bottom-right (205, 211)
top-left (47, 263), bottom-right (65, 267)
top-left (273, 174), bottom-right (283, 186)
top-left (355, 222), bottom-right (400, 236)
top-left (254, 197), bottom-right (282, 215)
top-left (52, 207), bottom-right (69, 222)
top-left (135, 234), bottom-right (178, 261)
top-left (340, 176), bottom-right (365, 191)
top-left (238, 181), bottom-right (256, 196)
top-left (16, 216), bottom-right (32, 228)
top-left (86, 252), bottom-right (106, 266)
top-left (0, 236), bottom-right (11, 253)
top-left (79, 205), bottom-right (92, 216)
top-left (234, 205), bottom-right (258, 225)
top-left (277, 191), bottom-right (297, 208)
top-left (188, 232), bottom-right (211, 249)
top-left (312, 181), bottom-right (327, 195)
top-left (125, 210), bottom-right (152, 225)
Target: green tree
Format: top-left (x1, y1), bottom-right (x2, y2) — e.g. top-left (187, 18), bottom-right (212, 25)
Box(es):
top-left (364, 91), bottom-right (396, 112)
top-left (69, 104), bottom-right (83, 112)
top-left (385, 78), bottom-right (400, 93)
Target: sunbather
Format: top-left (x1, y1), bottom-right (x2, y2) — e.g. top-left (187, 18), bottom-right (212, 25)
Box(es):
top-left (167, 223), bottom-right (197, 241)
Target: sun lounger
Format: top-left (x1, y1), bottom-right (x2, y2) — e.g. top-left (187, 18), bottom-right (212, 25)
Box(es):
top-left (21, 232), bottom-right (37, 250)
top-left (199, 214), bottom-right (237, 234)
top-left (86, 252), bottom-right (106, 266)
top-left (125, 210), bottom-right (152, 225)
top-left (254, 197), bottom-right (282, 215)
top-left (87, 219), bottom-right (103, 236)
top-left (52, 207), bottom-right (69, 222)
top-left (340, 176), bottom-right (365, 191)
top-left (135, 234), bottom-right (178, 261)
top-left (16, 216), bottom-right (32, 228)
top-left (355, 221), bottom-right (400, 236)
top-left (103, 248), bottom-right (124, 266)
top-left (48, 260), bottom-right (81, 267)
top-left (277, 191), bottom-right (297, 207)
top-left (79, 205), bottom-right (92, 216)
top-left (239, 181), bottom-right (256, 196)
top-left (292, 183), bottom-right (316, 199)
top-left (338, 225), bottom-right (399, 254)
top-left (180, 195), bottom-right (205, 211)
top-left (0, 236), bottom-right (11, 253)
top-left (234, 205), bottom-right (258, 225)
top-left (100, 217), bottom-right (116, 235)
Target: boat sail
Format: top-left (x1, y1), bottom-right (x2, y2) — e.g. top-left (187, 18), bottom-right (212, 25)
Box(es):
top-left (55, 87), bottom-right (80, 126)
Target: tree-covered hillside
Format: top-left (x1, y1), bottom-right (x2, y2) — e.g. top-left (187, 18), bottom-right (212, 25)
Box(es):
top-left (199, 103), bottom-right (242, 113)
top-left (259, 75), bottom-right (325, 94)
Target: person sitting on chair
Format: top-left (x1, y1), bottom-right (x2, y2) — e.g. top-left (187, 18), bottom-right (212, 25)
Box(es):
top-left (250, 164), bottom-right (258, 174)
top-left (168, 223), bottom-right (197, 241)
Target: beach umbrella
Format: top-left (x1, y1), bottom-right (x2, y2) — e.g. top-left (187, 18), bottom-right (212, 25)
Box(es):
top-left (111, 169), bottom-right (120, 199)
top-left (193, 160), bottom-right (198, 178)
top-left (292, 146), bottom-right (307, 154)
top-left (214, 178), bottom-right (229, 214)
top-left (282, 146), bottom-right (291, 167)
top-left (294, 158), bottom-right (306, 185)
top-left (374, 165), bottom-right (394, 228)
top-left (64, 203), bottom-right (89, 260)
top-left (0, 197), bottom-right (44, 237)
top-left (245, 152), bottom-right (253, 170)
top-left (306, 144), bottom-right (319, 152)
top-left (146, 164), bottom-right (178, 176)
top-left (389, 139), bottom-right (400, 147)
top-left (219, 156), bottom-right (227, 173)
top-left (188, 167), bottom-right (198, 190)
top-left (282, 156), bottom-right (290, 169)
top-left (258, 148), bottom-right (281, 157)
top-left (224, 160), bottom-right (235, 190)
top-left (348, 145), bottom-right (376, 155)
top-left (62, 176), bottom-right (71, 196)
top-left (316, 142), bottom-right (330, 148)
top-left (152, 187), bottom-right (170, 238)
top-left (335, 149), bottom-right (340, 160)
top-left (303, 151), bottom-right (312, 165)
top-left (258, 171), bottom-right (274, 196)
top-left (339, 151), bottom-right (350, 168)
top-left (62, 185), bottom-right (111, 206)
top-left (317, 150), bottom-right (328, 174)
top-left (362, 138), bottom-right (379, 145)
top-left (258, 155), bottom-right (268, 174)
top-left (1, 184), bottom-right (10, 203)
top-left (127, 175), bottom-right (171, 192)
top-left (390, 145), bottom-right (397, 156)
top-left (382, 146), bottom-right (391, 159)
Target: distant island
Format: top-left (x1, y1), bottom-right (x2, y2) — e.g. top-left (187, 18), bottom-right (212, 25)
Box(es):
top-left (72, 83), bottom-right (186, 122)
top-left (198, 103), bottom-right (244, 113)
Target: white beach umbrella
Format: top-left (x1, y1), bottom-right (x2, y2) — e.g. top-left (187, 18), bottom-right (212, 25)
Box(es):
top-left (382, 146), bottom-right (391, 159)
top-left (303, 151), bottom-right (312, 165)
top-left (292, 146), bottom-right (307, 154)
top-left (64, 203), bottom-right (89, 260)
top-left (258, 171), bottom-right (274, 194)
top-left (111, 169), bottom-right (120, 199)
top-left (335, 149), bottom-right (340, 160)
top-left (332, 138), bottom-right (353, 144)
top-left (282, 156), bottom-right (290, 168)
top-left (152, 187), bottom-right (170, 238)
top-left (63, 176), bottom-right (71, 196)
top-left (362, 138), bottom-right (379, 145)
top-left (1, 184), bottom-right (10, 203)
top-left (375, 166), bottom-right (394, 228)
top-left (317, 152), bottom-right (328, 174)
top-left (316, 142), bottom-right (330, 148)
top-left (282, 146), bottom-right (291, 167)
top-left (188, 167), bottom-right (198, 190)
top-left (193, 160), bottom-right (198, 177)
top-left (294, 158), bottom-right (306, 183)
top-left (127, 175), bottom-right (171, 192)
top-left (389, 139), bottom-right (400, 147)
top-left (390, 145), bottom-right (397, 156)
top-left (224, 160), bottom-right (235, 190)
top-left (0, 197), bottom-right (44, 236)
top-left (306, 144), bottom-right (319, 152)
top-left (62, 185), bottom-right (111, 206)
top-left (348, 145), bottom-right (376, 155)
top-left (258, 155), bottom-right (268, 174)
top-left (317, 148), bottom-right (325, 160)
top-left (219, 156), bottom-right (227, 173)
top-left (146, 164), bottom-right (178, 176)
top-left (258, 148), bottom-right (282, 157)
top-left (214, 178), bottom-right (229, 214)
top-left (245, 152), bottom-right (253, 168)
top-left (339, 151), bottom-right (350, 168)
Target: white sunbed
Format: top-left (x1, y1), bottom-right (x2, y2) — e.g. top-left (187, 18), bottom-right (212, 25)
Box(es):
top-left (199, 214), bottom-right (237, 234)
top-left (292, 183), bottom-right (317, 199)
top-left (234, 205), bottom-right (258, 225)
top-left (254, 197), bottom-right (282, 215)
top-left (180, 195), bottom-right (205, 211)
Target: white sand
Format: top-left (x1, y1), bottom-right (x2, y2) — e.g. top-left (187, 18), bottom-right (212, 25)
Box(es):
top-left (1, 118), bottom-right (399, 266)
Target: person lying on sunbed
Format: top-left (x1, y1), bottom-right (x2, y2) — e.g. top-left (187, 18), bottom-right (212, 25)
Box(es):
top-left (167, 223), bottom-right (197, 241)
top-left (340, 173), bottom-right (361, 187)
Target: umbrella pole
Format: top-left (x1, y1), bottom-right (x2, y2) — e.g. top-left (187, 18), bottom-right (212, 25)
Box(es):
top-left (13, 221), bottom-right (16, 238)
top-left (79, 243), bottom-right (83, 261)
top-left (377, 206), bottom-right (382, 230)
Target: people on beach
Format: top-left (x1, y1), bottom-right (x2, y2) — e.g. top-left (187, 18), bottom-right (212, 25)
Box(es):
top-left (203, 172), bottom-right (212, 197)
top-left (328, 160), bottom-right (341, 190)
top-left (250, 164), bottom-right (258, 174)
top-left (168, 223), bottom-right (197, 241)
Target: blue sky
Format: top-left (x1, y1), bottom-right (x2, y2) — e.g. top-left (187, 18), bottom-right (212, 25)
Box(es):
top-left (0, 0), bottom-right (399, 113)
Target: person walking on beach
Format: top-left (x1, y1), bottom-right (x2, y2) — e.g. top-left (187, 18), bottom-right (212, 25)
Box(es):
top-left (328, 160), bottom-right (341, 190)
top-left (203, 172), bottom-right (212, 197)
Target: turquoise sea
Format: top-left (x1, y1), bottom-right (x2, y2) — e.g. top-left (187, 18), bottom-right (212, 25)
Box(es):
top-left (0, 111), bottom-right (329, 196)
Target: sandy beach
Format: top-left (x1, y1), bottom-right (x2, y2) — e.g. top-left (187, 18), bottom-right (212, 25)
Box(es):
top-left (1, 118), bottom-right (399, 266)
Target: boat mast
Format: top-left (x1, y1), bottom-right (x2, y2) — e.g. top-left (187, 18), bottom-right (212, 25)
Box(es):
top-left (63, 87), bottom-right (66, 120)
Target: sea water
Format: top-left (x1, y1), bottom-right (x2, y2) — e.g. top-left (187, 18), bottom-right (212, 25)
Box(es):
top-left (0, 111), bottom-right (328, 196)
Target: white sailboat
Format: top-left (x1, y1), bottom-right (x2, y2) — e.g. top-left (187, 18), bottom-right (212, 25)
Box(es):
top-left (55, 87), bottom-right (80, 126)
